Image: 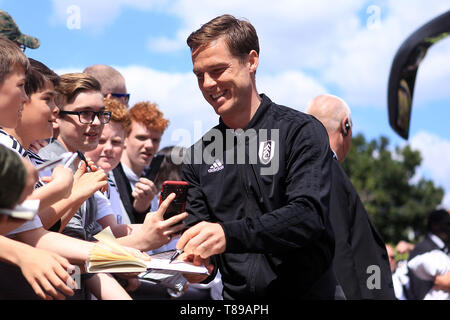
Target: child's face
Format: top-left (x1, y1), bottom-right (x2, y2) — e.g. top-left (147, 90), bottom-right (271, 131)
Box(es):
top-left (123, 121), bottom-right (162, 174)
top-left (0, 67), bottom-right (28, 128)
top-left (85, 122), bottom-right (125, 173)
top-left (56, 91), bottom-right (105, 153)
top-left (21, 81), bottom-right (57, 140)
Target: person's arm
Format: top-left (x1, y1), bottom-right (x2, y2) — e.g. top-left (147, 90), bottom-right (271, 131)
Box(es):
top-left (85, 273), bottom-right (132, 300)
top-left (27, 166), bottom-right (74, 212)
top-left (10, 227), bottom-right (94, 264)
top-left (10, 226), bottom-right (149, 268)
top-left (0, 217), bottom-right (29, 235)
top-left (434, 271), bottom-right (450, 292)
top-left (0, 235), bottom-right (76, 300)
top-left (39, 161), bottom-right (108, 231)
top-left (396, 241), bottom-right (415, 255)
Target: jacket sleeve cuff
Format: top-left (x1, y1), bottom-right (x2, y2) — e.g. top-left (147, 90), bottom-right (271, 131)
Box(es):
top-left (220, 220), bottom-right (250, 253)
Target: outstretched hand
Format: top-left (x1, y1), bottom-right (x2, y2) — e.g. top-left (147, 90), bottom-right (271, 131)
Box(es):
top-left (135, 193), bottom-right (188, 251)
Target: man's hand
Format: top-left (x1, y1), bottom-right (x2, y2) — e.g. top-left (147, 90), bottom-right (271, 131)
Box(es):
top-left (134, 193), bottom-right (188, 251)
top-left (132, 178), bottom-right (158, 213)
top-left (176, 221), bottom-right (226, 259)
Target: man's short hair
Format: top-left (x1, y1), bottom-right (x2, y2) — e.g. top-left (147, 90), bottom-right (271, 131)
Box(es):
top-left (104, 98), bottom-right (131, 133)
top-left (25, 58), bottom-right (60, 96)
top-left (55, 73), bottom-right (102, 110)
top-left (0, 145), bottom-right (26, 209)
top-left (0, 35), bottom-right (29, 84)
top-left (83, 64), bottom-right (126, 95)
top-left (427, 209), bottom-right (450, 232)
top-left (187, 14), bottom-right (259, 61)
top-left (126, 101), bottom-right (169, 136)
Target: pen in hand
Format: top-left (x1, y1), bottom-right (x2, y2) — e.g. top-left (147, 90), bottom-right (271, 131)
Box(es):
top-left (77, 150), bottom-right (90, 171)
top-left (169, 248), bottom-right (183, 264)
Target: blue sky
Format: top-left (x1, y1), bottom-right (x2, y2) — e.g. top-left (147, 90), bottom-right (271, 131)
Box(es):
top-left (2, 0), bottom-right (450, 207)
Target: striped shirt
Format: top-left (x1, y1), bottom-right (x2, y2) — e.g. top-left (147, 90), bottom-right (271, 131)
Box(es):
top-left (0, 129), bottom-right (45, 188)
top-left (0, 129), bottom-right (27, 157)
top-left (0, 129), bottom-right (44, 235)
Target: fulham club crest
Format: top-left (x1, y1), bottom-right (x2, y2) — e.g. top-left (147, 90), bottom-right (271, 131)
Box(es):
top-left (259, 140), bottom-right (275, 165)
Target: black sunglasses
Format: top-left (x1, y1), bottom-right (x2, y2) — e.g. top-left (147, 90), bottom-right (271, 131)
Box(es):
top-left (109, 93), bottom-right (130, 104)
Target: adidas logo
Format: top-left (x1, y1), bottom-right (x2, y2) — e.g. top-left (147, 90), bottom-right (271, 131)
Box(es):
top-left (208, 159), bottom-right (224, 173)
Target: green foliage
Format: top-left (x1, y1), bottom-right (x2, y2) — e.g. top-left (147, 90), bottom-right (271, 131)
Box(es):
top-left (341, 134), bottom-right (444, 244)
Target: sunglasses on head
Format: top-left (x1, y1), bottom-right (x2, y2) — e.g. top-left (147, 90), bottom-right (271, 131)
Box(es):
top-left (108, 93), bottom-right (130, 104)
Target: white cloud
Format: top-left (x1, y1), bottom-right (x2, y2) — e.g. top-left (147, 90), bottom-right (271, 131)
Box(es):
top-left (410, 38), bottom-right (450, 107)
top-left (409, 131), bottom-right (450, 208)
top-left (258, 71), bottom-right (328, 111)
top-left (49, 1), bottom-right (450, 110)
top-left (150, 0), bottom-right (450, 109)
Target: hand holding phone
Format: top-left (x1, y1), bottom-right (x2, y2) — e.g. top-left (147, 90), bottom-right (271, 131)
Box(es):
top-left (159, 181), bottom-right (189, 220)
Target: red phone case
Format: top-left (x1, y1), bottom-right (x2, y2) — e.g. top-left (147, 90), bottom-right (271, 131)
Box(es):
top-left (159, 181), bottom-right (189, 219)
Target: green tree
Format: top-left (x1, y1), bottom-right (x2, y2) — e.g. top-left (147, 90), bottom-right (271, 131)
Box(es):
top-left (341, 133), bottom-right (444, 244)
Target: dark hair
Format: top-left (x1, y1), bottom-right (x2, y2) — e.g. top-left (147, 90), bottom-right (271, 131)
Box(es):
top-left (25, 58), bottom-right (60, 96)
top-left (427, 209), bottom-right (450, 232)
top-left (154, 146), bottom-right (186, 192)
top-left (0, 145), bottom-right (26, 209)
top-left (187, 14), bottom-right (259, 60)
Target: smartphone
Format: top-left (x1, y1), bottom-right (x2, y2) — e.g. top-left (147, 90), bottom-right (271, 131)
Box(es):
top-left (159, 181), bottom-right (189, 220)
top-left (142, 154), bottom-right (165, 181)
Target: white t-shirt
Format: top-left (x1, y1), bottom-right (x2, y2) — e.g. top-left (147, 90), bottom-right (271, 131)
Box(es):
top-left (408, 250), bottom-right (450, 300)
top-left (93, 191), bottom-right (115, 221)
top-left (104, 173), bottom-right (131, 225)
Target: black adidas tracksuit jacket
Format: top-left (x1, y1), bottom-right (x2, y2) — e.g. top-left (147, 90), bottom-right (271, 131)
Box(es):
top-left (182, 94), bottom-right (337, 300)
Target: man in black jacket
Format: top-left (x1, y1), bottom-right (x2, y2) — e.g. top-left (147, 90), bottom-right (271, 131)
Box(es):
top-left (176, 14), bottom-right (337, 300)
top-left (306, 94), bottom-right (395, 299)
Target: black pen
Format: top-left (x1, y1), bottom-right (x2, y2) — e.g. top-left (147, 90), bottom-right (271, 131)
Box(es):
top-left (169, 248), bottom-right (183, 264)
top-left (77, 150), bottom-right (90, 171)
